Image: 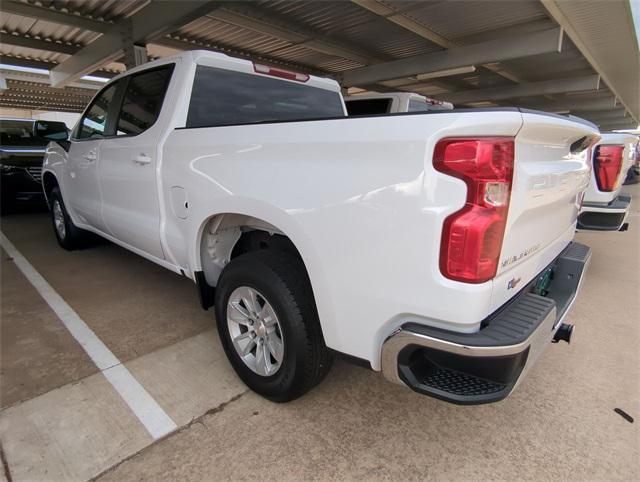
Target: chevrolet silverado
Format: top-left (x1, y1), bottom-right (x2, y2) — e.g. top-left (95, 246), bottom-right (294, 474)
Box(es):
top-left (43, 51), bottom-right (598, 404)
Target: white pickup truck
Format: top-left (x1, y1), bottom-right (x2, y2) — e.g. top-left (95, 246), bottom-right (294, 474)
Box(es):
top-left (43, 50), bottom-right (598, 404)
top-left (345, 91), bottom-right (453, 116)
top-left (577, 133), bottom-right (637, 231)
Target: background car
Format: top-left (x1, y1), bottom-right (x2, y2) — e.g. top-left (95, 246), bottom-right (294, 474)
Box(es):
top-left (0, 118), bottom-right (69, 211)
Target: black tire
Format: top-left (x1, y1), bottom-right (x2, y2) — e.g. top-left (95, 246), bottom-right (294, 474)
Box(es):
top-left (214, 250), bottom-right (333, 402)
top-left (50, 187), bottom-right (89, 250)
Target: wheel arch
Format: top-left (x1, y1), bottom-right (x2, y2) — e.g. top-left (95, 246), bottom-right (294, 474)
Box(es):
top-left (191, 206), bottom-right (338, 350)
top-left (196, 212), bottom-right (304, 288)
top-left (42, 170), bottom-right (59, 206)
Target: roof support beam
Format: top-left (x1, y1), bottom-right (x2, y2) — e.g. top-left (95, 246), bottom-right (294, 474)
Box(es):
top-left (339, 28), bottom-right (563, 87)
top-left (49, 1), bottom-right (222, 87)
top-left (0, 33), bottom-right (82, 56)
top-left (209, 8), bottom-right (378, 65)
top-left (0, 100), bottom-right (85, 112)
top-left (0, 55), bottom-right (118, 78)
top-left (522, 96), bottom-right (617, 113)
top-left (351, 0), bottom-right (451, 47)
top-left (350, 0), bottom-right (529, 84)
top-left (573, 109), bottom-right (627, 121)
top-left (597, 117), bottom-right (637, 127)
top-left (541, 0), bottom-right (638, 123)
top-left (0, 1), bottom-right (110, 33)
top-left (442, 75), bottom-right (600, 105)
top-left (0, 70), bottom-right (102, 90)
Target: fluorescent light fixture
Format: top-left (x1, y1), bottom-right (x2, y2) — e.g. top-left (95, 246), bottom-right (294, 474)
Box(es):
top-left (416, 66), bottom-right (476, 81)
top-left (82, 75), bottom-right (109, 83)
top-left (0, 64), bottom-right (49, 75)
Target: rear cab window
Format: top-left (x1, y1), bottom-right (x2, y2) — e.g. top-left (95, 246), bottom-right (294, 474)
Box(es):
top-left (345, 98), bottom-right (392, 116)
top-left (186, 66), bottom-right (344, 128)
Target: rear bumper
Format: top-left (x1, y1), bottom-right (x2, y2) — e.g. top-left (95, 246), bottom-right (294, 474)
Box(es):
top-left (381, 242), bottom-right (591, 405)
top-left (577, 194), bottom-right (631, 231)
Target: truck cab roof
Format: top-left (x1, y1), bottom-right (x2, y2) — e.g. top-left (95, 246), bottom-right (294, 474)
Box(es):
top-left (110, 50), bottom-right (341, 94)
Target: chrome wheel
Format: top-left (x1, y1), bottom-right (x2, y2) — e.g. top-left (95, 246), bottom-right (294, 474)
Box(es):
top-left (53, 200), bottom-right (66, 240)
top-left (227, 286), bottom-right (284, 376)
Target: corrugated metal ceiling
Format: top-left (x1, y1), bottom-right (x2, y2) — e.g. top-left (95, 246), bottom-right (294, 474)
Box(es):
top-left (0, 0), bottom-right (636, 128)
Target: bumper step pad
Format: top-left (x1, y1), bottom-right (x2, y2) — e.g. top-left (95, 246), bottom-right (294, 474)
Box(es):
top-left (387, 242), bottom-right (591, 405)
top-left (420, 367), bottom-right (507, 397)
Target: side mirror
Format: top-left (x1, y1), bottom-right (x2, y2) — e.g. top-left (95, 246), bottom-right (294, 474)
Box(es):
top-left (34, 120), bottom-right (69, 141)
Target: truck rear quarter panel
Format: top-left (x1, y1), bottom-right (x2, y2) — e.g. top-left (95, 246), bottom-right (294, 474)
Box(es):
top-left (162, 111), bottom-right (524, 368)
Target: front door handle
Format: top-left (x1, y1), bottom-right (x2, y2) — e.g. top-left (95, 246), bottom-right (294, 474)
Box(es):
top-left (133, 154), bottom-right (152, 165)
top-left (83, 150), bottom-right (97, 162)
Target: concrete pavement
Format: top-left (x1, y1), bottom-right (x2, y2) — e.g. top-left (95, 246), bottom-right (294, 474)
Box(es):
top-left (1, 184), bottom-right (638, 481)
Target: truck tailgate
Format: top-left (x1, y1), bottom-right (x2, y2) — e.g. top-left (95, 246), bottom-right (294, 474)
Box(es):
top-left (491, 112), bottom-right (598, 310)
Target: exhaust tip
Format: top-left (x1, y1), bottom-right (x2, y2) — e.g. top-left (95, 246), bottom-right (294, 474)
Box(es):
top-left (553, 323), bottom-right (574, 344)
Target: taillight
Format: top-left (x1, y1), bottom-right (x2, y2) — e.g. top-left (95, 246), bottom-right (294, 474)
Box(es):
top-left (434, 137), bottom-right (514, 283)
top-left (253, 63), bottom-right (310, 82)
top-left (593, 145), bottom-right (624, 192)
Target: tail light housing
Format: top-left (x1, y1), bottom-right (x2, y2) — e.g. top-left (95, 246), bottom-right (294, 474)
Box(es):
top-left (593, 144), bottom-right (624, 192)
top-left (434, 138), bottom-right (514, 283)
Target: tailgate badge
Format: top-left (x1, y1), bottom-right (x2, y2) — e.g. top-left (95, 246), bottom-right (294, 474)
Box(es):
top-left (507, 277), bottom-right (522, 290)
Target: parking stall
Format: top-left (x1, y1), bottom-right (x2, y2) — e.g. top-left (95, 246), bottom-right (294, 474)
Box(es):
top-left (0, 1), bottom-right (638, 481)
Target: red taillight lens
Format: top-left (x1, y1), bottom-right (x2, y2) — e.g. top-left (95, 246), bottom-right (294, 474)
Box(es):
top-left (434, 138), bottom-right (514, 283)
top-left (593, 145), bottom-right (624, 192)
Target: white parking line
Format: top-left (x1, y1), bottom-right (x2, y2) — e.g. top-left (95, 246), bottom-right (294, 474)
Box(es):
top-left (0, 232), bottom-right (177, 440)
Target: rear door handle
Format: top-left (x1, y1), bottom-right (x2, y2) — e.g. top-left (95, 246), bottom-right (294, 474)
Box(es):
top-left (133, 154), bottom-right (152, 165)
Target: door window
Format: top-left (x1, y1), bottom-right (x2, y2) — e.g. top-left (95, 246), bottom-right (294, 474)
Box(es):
top-left (76, 83), bottom-right (119, 139)
top-left (116, 65), bottom-right (174, 136)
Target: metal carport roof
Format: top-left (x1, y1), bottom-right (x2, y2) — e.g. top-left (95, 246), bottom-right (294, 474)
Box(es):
top-left (0, 0), bottom-right (637, 131)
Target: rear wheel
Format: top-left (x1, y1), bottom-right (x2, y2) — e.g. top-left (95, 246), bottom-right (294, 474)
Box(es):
top-left (50, 187), bottom-right (89, 250)
top-left (214, 250), bottom-right (332, 402)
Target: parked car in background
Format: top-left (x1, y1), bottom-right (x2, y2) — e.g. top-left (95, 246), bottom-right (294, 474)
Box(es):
top-left (43, 50), bottom-right (596, 405)
top-left (345, 92), bottom-right (453, 116)
top-left (578, 133), bottom-right (638, 231)
top-left (1, 118), bottom-right (69, 210)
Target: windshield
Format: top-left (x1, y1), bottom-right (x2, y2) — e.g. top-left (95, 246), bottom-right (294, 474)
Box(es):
top-left (0, 120), bottom-right (46, 147)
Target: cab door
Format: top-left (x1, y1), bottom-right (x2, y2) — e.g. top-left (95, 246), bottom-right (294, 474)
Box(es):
top-left (98, 63), bottom-right (175, 260)
top-left (64, 81), bottom-right (123, 231)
